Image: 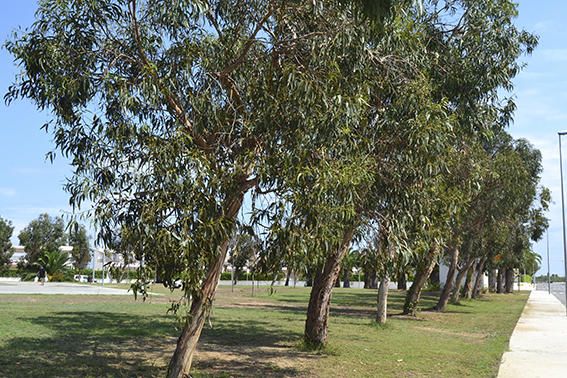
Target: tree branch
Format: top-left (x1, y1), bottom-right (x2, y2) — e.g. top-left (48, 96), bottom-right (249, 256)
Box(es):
top-left (129, 0), bottom-right (212, 152)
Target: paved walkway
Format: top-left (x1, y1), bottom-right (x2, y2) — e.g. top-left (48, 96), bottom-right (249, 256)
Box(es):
top-left (0, 281), bottom-right (131, 295)
top-left (498, 289), bottom-right (567, 377)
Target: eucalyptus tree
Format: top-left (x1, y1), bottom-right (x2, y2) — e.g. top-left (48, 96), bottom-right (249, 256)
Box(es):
top-left (6, 0), bottom-right (408, 375)
top-left (433, 141), bottom-right (490, 311)
top-left (446, 134), bottom-right (548, 301)
top-left (397, 0), bottom-right (538, 314)
top-left (299, 10), bottom-right (455, 341)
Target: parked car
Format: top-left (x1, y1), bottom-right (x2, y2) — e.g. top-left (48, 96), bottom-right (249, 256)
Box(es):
top-left (73, 274), bottom-right (90, 283)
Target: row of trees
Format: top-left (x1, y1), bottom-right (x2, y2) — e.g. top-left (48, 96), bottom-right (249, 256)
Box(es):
top-left (0, 213), bottom-right (91, 272)
top-left (7, 0), bottom-right (548, 376)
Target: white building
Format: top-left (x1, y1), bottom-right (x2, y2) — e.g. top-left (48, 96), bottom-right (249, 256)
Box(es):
top-left (9, 245), bottom-right (74, 267)
top-left (439, 261), bottom-right (488, 288)
top-left (90, 248), bottom-right (140, 270)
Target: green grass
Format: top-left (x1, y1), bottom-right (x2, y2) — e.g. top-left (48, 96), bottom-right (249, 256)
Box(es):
top-left (0, 286), bottom-right (527, 377)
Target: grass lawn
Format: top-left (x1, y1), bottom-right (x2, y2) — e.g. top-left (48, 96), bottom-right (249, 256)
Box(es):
top-left (0, 285), bottom-right (527, 377)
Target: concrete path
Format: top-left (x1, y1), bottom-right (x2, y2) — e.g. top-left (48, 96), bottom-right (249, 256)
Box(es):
top-left (0, 281), bottom-right (131, 295)
top-left (498, 289), bottom-right (567, 377)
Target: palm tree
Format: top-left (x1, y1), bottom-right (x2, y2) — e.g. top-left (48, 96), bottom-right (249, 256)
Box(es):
top-left (36, 250), bottom-right (69, 276)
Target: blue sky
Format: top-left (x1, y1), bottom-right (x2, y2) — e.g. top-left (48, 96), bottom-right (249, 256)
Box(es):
top-left (0, 1), bottom-right (565, 274)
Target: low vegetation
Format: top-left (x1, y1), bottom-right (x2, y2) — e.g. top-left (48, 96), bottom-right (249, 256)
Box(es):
top-left (0, 286), bottom-right (527, 377)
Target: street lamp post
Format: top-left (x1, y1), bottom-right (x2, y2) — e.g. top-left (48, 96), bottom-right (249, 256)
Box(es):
top-left (547, 230), bottom-right (551, 295)
top-left (557, 132), bottom-right (567, 316)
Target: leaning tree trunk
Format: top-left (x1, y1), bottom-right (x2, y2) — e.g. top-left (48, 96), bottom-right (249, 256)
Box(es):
top-left (463, 261), bottom-right (477, 300)
top-left (434, 246), bottom-right (459, 312)
top-left (488, 269), bottom-right (497, 293)
top-left (505, 267), bottom-right (515, 294)
top-left (403, 246), bottom-right (439, 316)
top-left (472, 257), bottom-right (488, 299)
top-left (450, 258), bottom-right (474, 304)
top-left (497, 269), bottom-right (505, 293)
top-left (376, 276), bottom-right (390, 324)
top-left (167, 191), bottom-right (245, 378)
top-left (304, 228), bottom-right (355, 347)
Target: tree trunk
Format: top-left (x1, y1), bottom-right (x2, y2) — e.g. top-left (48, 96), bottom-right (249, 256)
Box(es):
top-left (343, 267), bottom-right (351, 288)
top-left (397, 269), bottom-right (407, 290)
top-left (403, 246), bottom-right (439, 316)
top-left (285, 269), bottom-right (291, 287)
top-left (497, 269), bottom-right (504, 293)
top-left (505, 267), bottom-right (514, 294)
top-left (488, 269), bottom-right (497, 293)
top-left (429, 263), bottom-right (440, 287)
top-left (364, 267), bottom-right (377, 289)
top-left (472, 257), bottom-right (487, 299)
top-left (304, 228), bottom-right (354, 347)
top-left (434, 246), bottom-right (459, 312)
top-left (334, 274), bottom-right (341, 288)
top-left (463, 260), bottom-right (477, 300)
top-left (376, 276), bottom-right (389, 324)
top-left (450, 258), bottom-right (474, 304)
top-left (305, 267), bottom-right (314, 287)
top-left (167, 191), bottom-right (244, 378)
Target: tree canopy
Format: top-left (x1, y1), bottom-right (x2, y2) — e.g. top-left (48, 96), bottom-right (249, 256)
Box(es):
top-left (0, 217), bottom-right (14, 272)
top-left (17, 213), bottom-right (67, 265)
top-left (5, 0), bottom-right (547, 376)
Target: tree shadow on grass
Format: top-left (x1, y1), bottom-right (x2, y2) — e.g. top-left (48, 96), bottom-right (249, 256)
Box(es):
top-left (0, 311), bottom-right (315, 377)
top-left (0, 311), bottom-right (176, 377)
top-left (194, 318), bottom-right (317, 377)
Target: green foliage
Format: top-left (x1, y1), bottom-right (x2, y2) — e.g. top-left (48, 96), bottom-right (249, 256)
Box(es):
top-left (521, 274), bottom-right (532, 283)
top-left (17, 214), bottom-right (67, 265)
top-left (68, 224), bottom-right (90, 269)
top-left (36, 250), bottom-right (69, 276)
top-left (0, 269), bottom-right (20, 278)
top-left (228, 231), bottom-right (261, 282)
top-left (108, 263), bottom-right (127, 283)
top-left (4, 0), bottom-right (547, 371)
top-left (0, 217), bottom-right (14, 272)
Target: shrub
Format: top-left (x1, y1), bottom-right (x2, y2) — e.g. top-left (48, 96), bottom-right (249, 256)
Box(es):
top-left (20, 272), bottom-right (38, 281)
top-left (0, 269), bottom-right (21, 278)
top-left (49, 272), bottom-right (65, 282)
